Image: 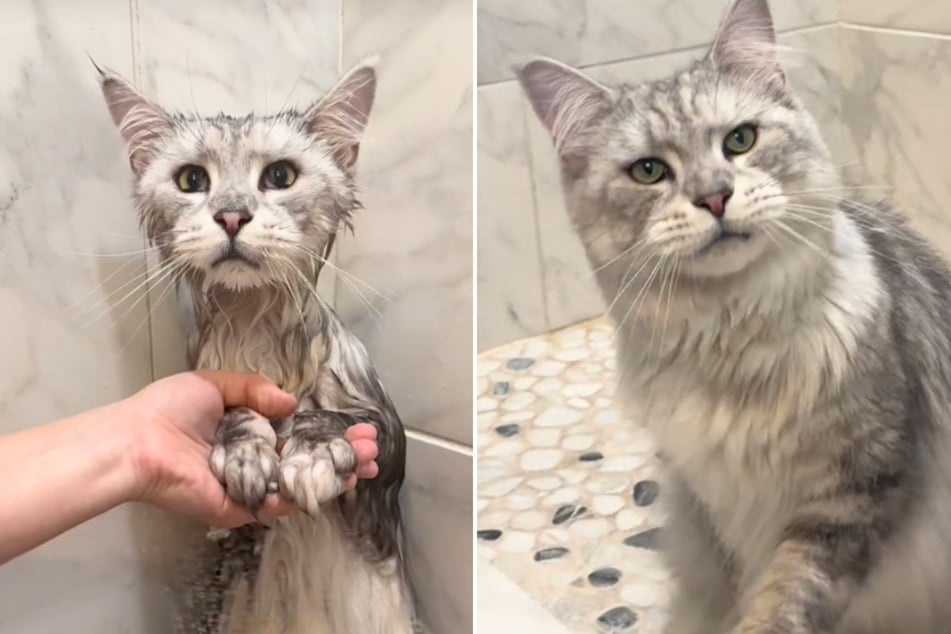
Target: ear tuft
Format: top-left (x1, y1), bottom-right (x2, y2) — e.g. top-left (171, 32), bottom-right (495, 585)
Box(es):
top-left (97, 67), bottom-right (172, 175)
top-left (515, 57), bottom-right (611, 161)
top-left (306, 58), bottom-right (378, 171)
top-left (709, 0), bottom-right (784, 86)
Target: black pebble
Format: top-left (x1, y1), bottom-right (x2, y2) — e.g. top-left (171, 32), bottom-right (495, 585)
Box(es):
top-left (494, 423), bottom-right (520, 437)
top-left (633, 480), bottom-right (660, 506)
top-left (579, 451), bottom-right (604, 462)
top-left (477, 529), bottom-right (502, 541)
top-left (493, 381), bottom-right (510, 396)
top-left (534, 547), bottom-right (569, 561)
top-left (506, 357), bottom-right (535, 371)
top-left (597, 606), bottom-right (638, 630)
top-left (623, 527), bottom-right (661, 550)
top-left (552, 504), bottom-right (587, 525)
top-left (588, 567), bottom-right (622, 587)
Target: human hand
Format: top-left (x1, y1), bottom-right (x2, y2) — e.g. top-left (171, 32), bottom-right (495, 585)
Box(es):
top-left (122, 371), bottom-right (379, 528)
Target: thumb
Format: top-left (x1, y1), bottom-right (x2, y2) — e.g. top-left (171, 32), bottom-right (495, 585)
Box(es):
top-left (194, 371), bottom-right (297, 418)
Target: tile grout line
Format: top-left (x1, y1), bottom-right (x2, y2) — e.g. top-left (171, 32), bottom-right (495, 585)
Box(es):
top-left (840, 21), bottom-right (951, 41)
top-left (475, 20), bottom-right (840, 89)
top-left (405, 428), bottom-right (473, 455)
top-left (127, 0), bottom-right (156, 383)
top-left (522, 116), bottom-right (552, 333)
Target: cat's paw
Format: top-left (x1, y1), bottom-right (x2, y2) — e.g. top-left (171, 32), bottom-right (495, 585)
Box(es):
top-left (209, 408), bottom-right (279, 513)
top-left (278, 436), bottom-right (356, 516)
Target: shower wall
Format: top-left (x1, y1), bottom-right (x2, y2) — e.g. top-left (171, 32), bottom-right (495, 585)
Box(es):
top-left (839, 0), bottom-right (951, 264)
top-left (0, 0), bottom-right (472, 632)
top-left (477, 0), bottom-right (851, 350)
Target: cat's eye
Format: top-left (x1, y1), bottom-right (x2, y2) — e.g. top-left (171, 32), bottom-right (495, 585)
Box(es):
top-left (723, 124), bottom-right (757, 156)
top-left (175, 165), bottom-right (210, 193)
top-left (260, 161), bottom-right (298, 190)
top-left (628, 158), bottom-right (669, 185)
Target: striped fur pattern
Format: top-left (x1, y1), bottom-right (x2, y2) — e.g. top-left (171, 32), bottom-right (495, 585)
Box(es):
top-left (519, 1), bottom-right (951, 632)
top-left (98, 61), bottom-right (419, 633)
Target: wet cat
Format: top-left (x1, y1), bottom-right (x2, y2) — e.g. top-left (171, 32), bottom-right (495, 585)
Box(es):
top-left (99, 60), bottom-right (418, 633)
top-left (519, 0), bottom-right (951, 632)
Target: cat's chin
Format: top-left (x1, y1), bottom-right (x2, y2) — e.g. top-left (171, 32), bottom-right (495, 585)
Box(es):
top-left (681, 232), bottom-right (769, 279)
top-left (202, 261), bottom-right (273, 292)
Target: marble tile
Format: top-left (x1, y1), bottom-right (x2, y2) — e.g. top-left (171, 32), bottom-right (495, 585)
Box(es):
top-left (478, 0), bottom-right (837, 84)
top-left (521, 27), bottom-right (850, 333)
top-left (843, 0), bottom-right (951, 33)
top-left (133, 0), bottom-right (342, 377)
top-left (477, 81), bottom-right (548, 351)
top-left (840, 27), bottom-right (951, 260)
top-left (402, 435), bottom-right (473, 633)
top-left (0, 0), bottom-right (156, 631)
top-left (337, 0), bottom-right (473, 445)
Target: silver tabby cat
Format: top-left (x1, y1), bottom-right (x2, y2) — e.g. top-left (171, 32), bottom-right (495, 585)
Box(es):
top-left (98, 60), bottom-right (418, 633)
top-left (519, 0), bottom-right (951, 632)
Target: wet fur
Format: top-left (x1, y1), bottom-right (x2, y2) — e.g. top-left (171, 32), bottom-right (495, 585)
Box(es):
top-left (98, 61), bottom-right (419, 632)
top-left (519, 1), bottom-right (951, 632)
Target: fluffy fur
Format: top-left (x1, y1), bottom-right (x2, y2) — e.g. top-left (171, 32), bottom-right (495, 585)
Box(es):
top-left (519, 1), bottom-right (951, 632)
top-left (98, 60), bottom-right (419, 633)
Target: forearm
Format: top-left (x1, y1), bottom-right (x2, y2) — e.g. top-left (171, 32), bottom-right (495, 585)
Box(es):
top-left (0, 402), bottom-right (136, 564)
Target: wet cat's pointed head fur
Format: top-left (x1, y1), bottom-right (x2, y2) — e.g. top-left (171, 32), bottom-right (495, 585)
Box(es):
top-left (517, 0), bottom-right (838, 282)
top-left (98, 60), bottom-right (377, 292)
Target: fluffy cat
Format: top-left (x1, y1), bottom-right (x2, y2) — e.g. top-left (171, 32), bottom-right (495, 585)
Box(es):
top-left (97, 60), bottom-right (418, 633)
top-left (518, 0), bottom-right (951, 632)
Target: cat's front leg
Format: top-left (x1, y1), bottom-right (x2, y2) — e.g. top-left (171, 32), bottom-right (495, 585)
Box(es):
top-left (278, 410), bottom-right (358, 516)
top-left (732, 508), bottom-right (889, 634)
top-left (209, 407), bottom-right (280, 513)
top-left (664, 479), bottom-right (736, 634)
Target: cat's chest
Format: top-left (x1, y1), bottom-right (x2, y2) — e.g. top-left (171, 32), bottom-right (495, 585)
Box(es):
top-left (191, 325), bottom-right (323, 399)
top-left (630, 363), bottom-right (829, 576)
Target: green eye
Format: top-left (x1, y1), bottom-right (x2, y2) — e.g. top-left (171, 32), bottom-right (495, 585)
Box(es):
top-left (175, 165), bottom-right (210, 193)
top-left (628, 158), bottom-right (670, 185)
top-left (261, 160), bottom-right (298, 190)
top-left (724, 124), bottom-right (757, 156)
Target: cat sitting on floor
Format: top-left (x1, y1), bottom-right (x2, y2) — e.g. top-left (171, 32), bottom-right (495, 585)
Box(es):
top-left (518, 0), bottom-right (951, 632)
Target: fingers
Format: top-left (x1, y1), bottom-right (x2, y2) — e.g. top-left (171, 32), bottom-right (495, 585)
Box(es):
top-left (195, 370), bottom-right (297, 418)
top-left (345, 422), bottom-right (378, 441)
top-left (347, 427), bottom-right (379, 481)
top-left (357, 460), bottom-right (380, 480)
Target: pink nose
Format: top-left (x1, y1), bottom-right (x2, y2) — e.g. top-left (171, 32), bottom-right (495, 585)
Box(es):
top-left (213, 210), bottom-right (252, 237)
top-left (695, 190), bottom-right (733, 218)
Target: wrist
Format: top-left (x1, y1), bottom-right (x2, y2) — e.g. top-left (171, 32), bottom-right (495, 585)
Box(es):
top-left (92, 399), bottom-right (146, 506)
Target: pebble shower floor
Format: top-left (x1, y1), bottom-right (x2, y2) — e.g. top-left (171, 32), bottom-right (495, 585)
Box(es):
top-left (477, 318), bottom-right (672, 632)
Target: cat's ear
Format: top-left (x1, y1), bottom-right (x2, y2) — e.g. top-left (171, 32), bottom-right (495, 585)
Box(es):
top-left (515, 57), bottom-right (611, 165)
top-left (709, 0), bottom-right (784, 86)
top-left (306, 58), bottom-right (377, 171)
top-left (95, 62), bottom-right (173, 176)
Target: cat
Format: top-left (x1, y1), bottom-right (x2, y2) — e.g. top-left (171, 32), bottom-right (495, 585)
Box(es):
top-left (97, 59), bottom-right (419, 633)
top-left (517, 0), bottom-right (951, 632)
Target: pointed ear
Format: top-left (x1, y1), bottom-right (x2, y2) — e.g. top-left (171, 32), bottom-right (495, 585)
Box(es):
top-left (709, 0), bottom-right (784, 86)
top-left (515, 57), bottom-right (611, 163)
top-left (95, 63), bottom-right (173, 176)
top-left (306, 59), bottom-right (377, 171)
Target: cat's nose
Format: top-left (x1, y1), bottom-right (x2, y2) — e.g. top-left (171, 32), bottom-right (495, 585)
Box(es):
top-left (213, 209), bottom-right (252, 237)
top-left (694, 188), bottom-right (733, 218)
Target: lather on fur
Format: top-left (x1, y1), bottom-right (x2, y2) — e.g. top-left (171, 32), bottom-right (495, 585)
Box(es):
top-left (98, 59), bottom-right (419, 633)
top-left (518, 0), bottom-right (951, 632)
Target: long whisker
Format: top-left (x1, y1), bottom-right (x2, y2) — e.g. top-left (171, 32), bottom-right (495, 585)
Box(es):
top-left (276, 240), bottom-right (392, 303)
top-left (72, 258), bottom-right (175, 321)
top-left (616, 255), bottom-right (665, 336)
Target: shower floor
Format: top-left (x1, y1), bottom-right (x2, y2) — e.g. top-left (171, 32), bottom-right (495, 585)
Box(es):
top-left (477, 317), bottom-right (671, 633)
